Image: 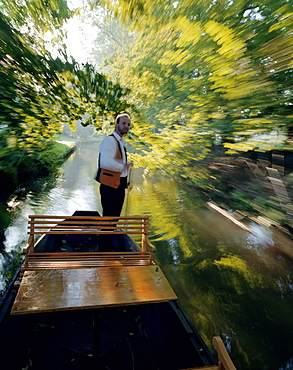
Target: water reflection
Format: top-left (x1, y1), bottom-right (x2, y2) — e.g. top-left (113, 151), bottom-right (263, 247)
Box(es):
top-left (0, 142), bottom-right (293, 369)
top-left (126, 171), bottom-right (293, 369)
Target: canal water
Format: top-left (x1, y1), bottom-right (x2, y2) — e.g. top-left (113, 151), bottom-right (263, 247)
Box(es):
top-left (1, 142), bottom-right (293, 370)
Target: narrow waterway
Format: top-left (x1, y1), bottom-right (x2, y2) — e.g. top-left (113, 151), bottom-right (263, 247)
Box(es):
top-left (1, 142), bottom-right (293, 370)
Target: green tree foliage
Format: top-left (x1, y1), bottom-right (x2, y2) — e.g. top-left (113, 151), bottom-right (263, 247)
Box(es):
top-left (0, 0), bottom-right (73, 56)
top-left (96, 0), bottom-right (293, 181)
top-left (0, 4), bottom-right (134, 192)
top-left (0, 0), bottom-right (72, 30)
top-left (1, 0), bottom-right (293, 192)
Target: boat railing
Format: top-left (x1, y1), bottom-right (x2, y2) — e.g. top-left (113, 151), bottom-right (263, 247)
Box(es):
top-left (180, 336), bottom-right (236, 370)
top-left (22, 215), bottom-right (156, 271)
top-left (19, 216), bottom-right (238, 370)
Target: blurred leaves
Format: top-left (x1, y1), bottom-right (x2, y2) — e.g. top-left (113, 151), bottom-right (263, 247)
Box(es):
top-left (98, 0), bottom-right (293, 180)
top-left (0, 4), bottom-right (134, 191)
top-left (1, 0), bottom-right (72, 29)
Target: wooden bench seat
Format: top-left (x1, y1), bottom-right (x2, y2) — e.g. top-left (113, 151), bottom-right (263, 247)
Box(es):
top-left (22, 215), bottom-right (156, 271)
top-left (22, 252), bottom-right (154, 270)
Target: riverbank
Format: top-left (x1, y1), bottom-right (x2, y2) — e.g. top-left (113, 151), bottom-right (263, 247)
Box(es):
top-left (200, 146), bottom-right (293, 261)
top-left (0, 138), bottom-right (77, 202)
top-left (193, 146), bottom-right (293, 236)
top-left (0, 138), bottom-right (77, 291)
top-left (55, 139), bottom-right (76, 159)
top-left (207, 200), bottom-right (293, 260)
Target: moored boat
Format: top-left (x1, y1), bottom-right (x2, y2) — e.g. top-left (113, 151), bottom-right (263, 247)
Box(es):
top-left (0, 211), bottom-right (236, 370)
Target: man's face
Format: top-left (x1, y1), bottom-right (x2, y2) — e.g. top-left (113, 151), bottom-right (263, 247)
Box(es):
top-left (116, 116), bottom-right (131, 136)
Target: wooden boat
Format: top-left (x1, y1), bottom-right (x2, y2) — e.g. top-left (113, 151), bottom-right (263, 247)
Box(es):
top-left (0, 211), bottom-right (236, 370)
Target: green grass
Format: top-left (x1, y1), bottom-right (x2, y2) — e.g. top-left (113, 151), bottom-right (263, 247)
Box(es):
top-left (51, 140), bottom-right (76, 159)
top-left (56, 134), bottom-right (79, 143)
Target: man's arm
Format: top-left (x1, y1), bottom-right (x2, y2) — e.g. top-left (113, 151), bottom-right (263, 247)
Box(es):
top-left (99, 136), bottom-right (124, 173)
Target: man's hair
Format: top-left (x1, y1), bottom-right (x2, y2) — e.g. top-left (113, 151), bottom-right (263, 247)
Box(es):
top-left (115, 113), bottom-right (131, 125)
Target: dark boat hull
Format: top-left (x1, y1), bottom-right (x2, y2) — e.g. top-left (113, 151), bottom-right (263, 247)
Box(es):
top-left (0, 210), bottom-right (216, 369)
top-left (1, 299), bottom-right (215, 369)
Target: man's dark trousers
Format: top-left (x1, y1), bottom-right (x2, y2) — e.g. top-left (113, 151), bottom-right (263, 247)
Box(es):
top-left (100, 177), bottom-right (127, 217)
top-left (99, 177), bottom-right (127, 251)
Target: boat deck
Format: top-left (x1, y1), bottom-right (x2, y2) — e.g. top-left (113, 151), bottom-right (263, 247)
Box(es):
top-left (11, 265), bottom-right (177, 315)
top-left (2, 212), bottom-right (236, 369)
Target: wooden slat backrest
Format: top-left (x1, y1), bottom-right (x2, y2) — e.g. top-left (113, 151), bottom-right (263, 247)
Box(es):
top-left (28, 216), bottom-right (149, 234)
top-left (23, 215), bottom-right (156, 271)
top-left (27, 215), bottom-right (149, 252)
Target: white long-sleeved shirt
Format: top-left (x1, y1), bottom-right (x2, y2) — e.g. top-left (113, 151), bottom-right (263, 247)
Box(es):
top-left (99, 132), bottom-right (128, 177)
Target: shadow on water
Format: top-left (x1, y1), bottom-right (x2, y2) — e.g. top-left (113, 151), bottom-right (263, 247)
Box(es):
top-left (1, 142), bottom-right (293, 369)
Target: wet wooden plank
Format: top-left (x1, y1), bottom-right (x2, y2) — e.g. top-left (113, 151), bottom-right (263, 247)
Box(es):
top-left (11, 266), bottom-right (177, 315)
top-left (212, 336), bottom-right (237, 370)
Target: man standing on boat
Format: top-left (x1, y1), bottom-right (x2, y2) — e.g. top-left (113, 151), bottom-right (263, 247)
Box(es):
top-left (97, 113), bottom-right (132, 217)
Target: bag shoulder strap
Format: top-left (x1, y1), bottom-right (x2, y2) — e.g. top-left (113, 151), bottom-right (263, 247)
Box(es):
top-left (110, 134), bottom-right (123, 159)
